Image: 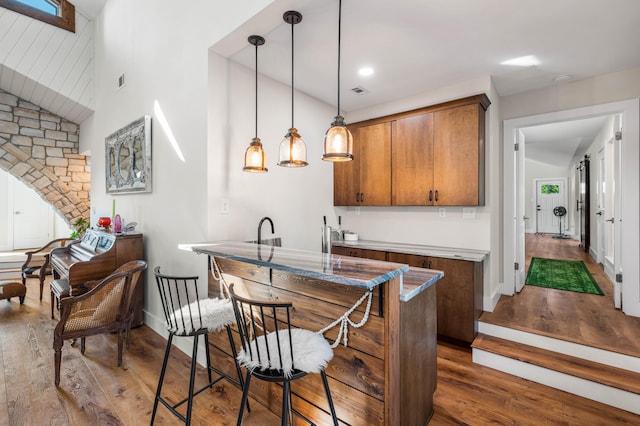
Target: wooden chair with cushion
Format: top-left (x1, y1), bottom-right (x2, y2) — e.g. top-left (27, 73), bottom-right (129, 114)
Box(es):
top-left (53, 260), bottom-right (148, 387)
top-left (228, 283), bottom-right (338, 426)
top-left (21, 238), bottom-right (74, 301)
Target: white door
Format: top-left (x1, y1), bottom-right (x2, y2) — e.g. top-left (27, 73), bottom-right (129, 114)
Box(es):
top-left (596, 147), bottom-right (606, 264)
top-left (11, 175), bottom-right (53, 249)
top-left (535, 179), bottom-right (566, 234)
top-left (611, 117), bottom-right (623, 309)
top-left (515, 130), bottom-right (526, 292)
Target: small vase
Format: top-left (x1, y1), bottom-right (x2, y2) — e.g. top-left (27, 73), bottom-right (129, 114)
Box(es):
top-left (113, 214), bottom-right (122, 233)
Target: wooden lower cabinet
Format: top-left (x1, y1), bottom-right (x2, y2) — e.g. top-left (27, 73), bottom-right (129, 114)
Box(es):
top-left (379, 251), bottom-right (484, 345)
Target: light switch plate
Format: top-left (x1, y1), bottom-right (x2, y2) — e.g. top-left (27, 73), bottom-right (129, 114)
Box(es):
top-left (439, 208), bottom-right (446, 218)
top-left (221, 198), bottom-right (230, 214)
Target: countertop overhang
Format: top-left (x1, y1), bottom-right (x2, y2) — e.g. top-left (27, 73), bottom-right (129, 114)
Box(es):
top-left (179, 241), bottom-right (442, 301)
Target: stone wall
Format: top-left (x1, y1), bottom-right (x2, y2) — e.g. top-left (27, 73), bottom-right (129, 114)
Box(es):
top-left (0, 88), bottom-right (90, 227)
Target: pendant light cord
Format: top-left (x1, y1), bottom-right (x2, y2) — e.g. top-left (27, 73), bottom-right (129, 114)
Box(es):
top-left (290, 19), bottom-right (295, 128)
top-left (337, 0), bottom-right (342, 116)
top-left (255, 41), bottom-right (258, 139)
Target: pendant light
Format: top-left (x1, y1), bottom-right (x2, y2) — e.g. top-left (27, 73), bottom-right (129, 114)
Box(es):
top-left (243, 35), bottom-right (268, 172)
top-left (277, 10), bottom-right (308, 167)
top-left (322, 0), bottom-right (353, 162)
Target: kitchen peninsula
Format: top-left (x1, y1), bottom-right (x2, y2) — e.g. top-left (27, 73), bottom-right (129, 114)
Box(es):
top-left (180, 241), bottom-right (443, 425)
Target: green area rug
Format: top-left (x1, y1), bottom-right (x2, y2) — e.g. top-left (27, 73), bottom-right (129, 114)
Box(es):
top-left (526, 257), bottom-right (604, 295)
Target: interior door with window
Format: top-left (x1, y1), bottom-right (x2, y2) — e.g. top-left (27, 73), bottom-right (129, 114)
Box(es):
top-left (535, 179), bottom-right (565, 235)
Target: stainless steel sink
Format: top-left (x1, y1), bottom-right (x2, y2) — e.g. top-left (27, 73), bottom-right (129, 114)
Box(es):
top-left (245, 237), bottom-right (282, 247)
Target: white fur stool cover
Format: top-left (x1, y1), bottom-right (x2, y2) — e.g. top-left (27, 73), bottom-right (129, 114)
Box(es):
top-left (169, 298), bottom-right (236, 334)
top-left (237, 328), bottom-right (333, 377)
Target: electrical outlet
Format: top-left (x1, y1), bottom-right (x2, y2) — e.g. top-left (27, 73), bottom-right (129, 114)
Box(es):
top-left (220, 198), bottom-right (230, 214)
top-left (463, 208), bottom-right (476, 219)
top-left (355, 207), bottom-right (361, 216)
top-left (439, 208), bottom-right (446, 218)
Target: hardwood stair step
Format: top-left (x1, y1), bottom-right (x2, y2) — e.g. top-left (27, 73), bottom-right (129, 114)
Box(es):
top-left (472, 333), bottom-right (640, 395)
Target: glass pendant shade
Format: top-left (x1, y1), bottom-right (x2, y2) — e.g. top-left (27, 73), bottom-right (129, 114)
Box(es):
top-left (322, 115), bottom-right (353, 161)
top-left (279, 11), bottom-right (308, 168)
top-left (243, 137), bottom-right (268, 172)
top-left (243, 34), bottom-right (267, 173)
top-left (277, 128), bottom-right (308, 167)
top-left (322, 0), bottom-right (353, 162)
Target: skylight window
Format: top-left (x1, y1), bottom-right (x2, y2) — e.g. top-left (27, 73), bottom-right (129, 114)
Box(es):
top-left (16, 0), bottom-right (58, 16)
top-left (0, 0), bottom-right (75, 32)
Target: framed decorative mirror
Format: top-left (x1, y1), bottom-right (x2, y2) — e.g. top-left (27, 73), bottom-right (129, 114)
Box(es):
top-left (105, 115), bottom-right (152, 194)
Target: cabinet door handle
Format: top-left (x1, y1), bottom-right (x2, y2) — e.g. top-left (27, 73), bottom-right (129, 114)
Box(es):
top-left (356, 193), bottom-right (360, 203)
top-left (435, 190), bottom-right (439, 202)
top-left (428, 260), bottom-right (432, 269)
top-left (361, 193), bottom-right (364, 203)
top-left (422, 259), bottom-right (427, 268)
top-left (429, 190), bottom-right (433, 202)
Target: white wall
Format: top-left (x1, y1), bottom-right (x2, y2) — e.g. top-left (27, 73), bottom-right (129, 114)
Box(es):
top-left (82, 0), bottom-right (276, 337)
top-left (207, 57), bottom-right (336, 251)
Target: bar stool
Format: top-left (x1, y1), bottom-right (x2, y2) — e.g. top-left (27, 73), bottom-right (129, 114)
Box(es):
top-left (228, 284), bottom-right (339, 426)
top-left (151, 267), bottom-right (246, 425)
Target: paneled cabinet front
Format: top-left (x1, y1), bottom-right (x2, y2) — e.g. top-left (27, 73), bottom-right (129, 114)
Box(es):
top-left (391, 113), bottom-right (434, 205)
top-left (334, 94), bottom-right (489, 207)
top-left (334, 122), bottom-right (392, 206)
top-left (386, 252), bottom-right (483, 345)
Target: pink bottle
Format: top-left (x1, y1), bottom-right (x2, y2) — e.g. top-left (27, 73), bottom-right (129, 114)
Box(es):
top-left (113, 214), bottom-right (122, 233)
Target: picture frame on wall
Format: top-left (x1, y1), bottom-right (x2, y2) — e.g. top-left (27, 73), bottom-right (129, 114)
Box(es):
top-left (105, 115), bottom-right (152, 194)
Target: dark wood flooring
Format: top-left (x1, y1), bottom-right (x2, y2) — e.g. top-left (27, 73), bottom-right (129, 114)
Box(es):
top-left (0, 275), bottom-right (639, 424)
top-left (481, 233), bottom-right (640, 358)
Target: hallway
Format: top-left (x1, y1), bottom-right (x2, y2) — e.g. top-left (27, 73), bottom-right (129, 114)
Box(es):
top-left (481, 234), bottom-right (640, 358)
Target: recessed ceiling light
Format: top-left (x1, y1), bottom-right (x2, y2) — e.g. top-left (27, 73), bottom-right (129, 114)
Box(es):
top-left (358, 67), bottom-right (374, 77)
top-left (500, 55), bottom-right (540, 66)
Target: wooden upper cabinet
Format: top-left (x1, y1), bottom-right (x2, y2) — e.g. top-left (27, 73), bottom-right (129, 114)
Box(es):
top-left (334, 122), bottom-right (391, 206)
top-left (359, 122), bottom-right (391, 206)
top-left (392, 113), bottom-right (434, 205)
top-left (433, 103), bottom-right (485, 206)
top-left (333, 127), bottom-right (360, 206)
top-left (334, 94), bottom-right (489, 207)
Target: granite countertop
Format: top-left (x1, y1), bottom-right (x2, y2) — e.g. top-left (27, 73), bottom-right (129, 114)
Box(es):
top-left (333, 239), bottom-right (488, 262)
top-left (179, 241), bottom-right (443, 301)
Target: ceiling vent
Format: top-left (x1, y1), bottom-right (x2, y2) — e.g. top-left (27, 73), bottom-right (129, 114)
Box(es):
top-left (351, 86), bottom-right (369, 95)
